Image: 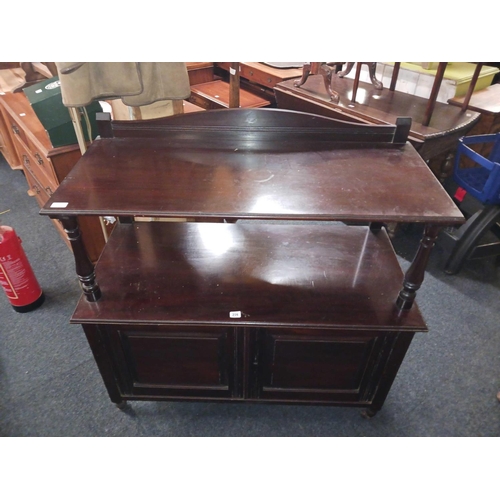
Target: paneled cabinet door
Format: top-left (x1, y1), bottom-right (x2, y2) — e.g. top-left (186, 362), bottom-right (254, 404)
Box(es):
top-left (251, 328), bottom-right (393, 404)
top-left (88, 324), bottom-right (239, 401)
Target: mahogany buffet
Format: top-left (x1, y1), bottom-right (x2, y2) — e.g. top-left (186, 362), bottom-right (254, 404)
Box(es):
top-left (40, 109), bottom-right (464, 417)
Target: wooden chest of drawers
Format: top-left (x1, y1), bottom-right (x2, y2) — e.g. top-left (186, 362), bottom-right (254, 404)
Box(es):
top-left (0, 91), bottom-right (106, 262)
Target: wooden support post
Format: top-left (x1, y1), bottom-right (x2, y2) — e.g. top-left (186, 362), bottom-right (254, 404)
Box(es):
top-left (229, 62), bottom-right (240, 108)
top-left (68, 106), bottom-right (109, 243)
top-left (60, 216), bottom-right (101, 302)
top-left (462, 63), bottom-right (483, 112)
top-left (390, 62), bottom-right (401, 91)
top-left (397, 224), bottom-right (440, 310)
top-left (422, 62), bottom-right (447, 127)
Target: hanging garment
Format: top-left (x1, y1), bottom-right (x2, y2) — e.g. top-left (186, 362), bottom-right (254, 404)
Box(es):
top-left (55, 62), bottom-right (191, 107)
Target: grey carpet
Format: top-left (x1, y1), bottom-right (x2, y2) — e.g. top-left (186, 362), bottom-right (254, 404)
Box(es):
top-left (0, 155), bottom-right (499, 437)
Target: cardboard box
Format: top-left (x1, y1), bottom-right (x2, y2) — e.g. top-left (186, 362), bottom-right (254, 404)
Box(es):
top-left (23, 76), bottom-right (102, 148)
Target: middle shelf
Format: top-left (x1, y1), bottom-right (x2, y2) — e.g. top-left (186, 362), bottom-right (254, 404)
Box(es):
top-left (71, 221), bottom-right (427, 332)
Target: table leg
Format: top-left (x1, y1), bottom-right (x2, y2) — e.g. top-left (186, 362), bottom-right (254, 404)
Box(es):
top-left (397, 224), bottom-right (440, 310)
top-left (60, 215), bottom-right (101, 301)
top-left (461, 63), bottom-right (483, 112)
top-left (422, 62), bottom-right (447, 127)
top-left (294, 63), bottom-right (312, 88)
top-left (390, 63), bottom-right (401, 91)
top-left (366, 62), bottom-right (383, 90)
top-left (294, 63), bottom-right (340, 102)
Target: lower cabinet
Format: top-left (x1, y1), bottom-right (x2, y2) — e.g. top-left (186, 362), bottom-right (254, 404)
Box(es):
top-left (82, 323), bottom-right (414, 413)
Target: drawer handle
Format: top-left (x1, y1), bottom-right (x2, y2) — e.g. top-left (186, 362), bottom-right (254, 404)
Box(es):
top-left (34, 152), bottom-right (44, 165)
top-left (12, 124), bottom-right (19, 135)
top-left (45, 186), bottom-right (53, 196)
top-left (22, 155), bottom-right (35, 178)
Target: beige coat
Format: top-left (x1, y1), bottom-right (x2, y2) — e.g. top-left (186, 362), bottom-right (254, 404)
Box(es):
top-left (55, 62), bottom-right (191, 107)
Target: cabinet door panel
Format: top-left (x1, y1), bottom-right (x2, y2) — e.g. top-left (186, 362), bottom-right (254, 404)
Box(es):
top-left (255, 328), bottom-right (388, 403)
top-left (105, 325), bottom-right (238, 400)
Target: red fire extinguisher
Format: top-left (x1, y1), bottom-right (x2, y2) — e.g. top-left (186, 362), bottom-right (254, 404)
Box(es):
top-left (0, 225), bottom-right (45, 313)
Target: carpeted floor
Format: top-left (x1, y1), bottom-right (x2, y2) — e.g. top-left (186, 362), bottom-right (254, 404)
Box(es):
top-left (0, 154), bottom-right (499, 437)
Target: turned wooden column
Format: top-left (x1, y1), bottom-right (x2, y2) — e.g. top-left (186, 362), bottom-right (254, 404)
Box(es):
top-left (397, 224), bottom-right (440, 310)
top-left (229, 62), bottom-right (240, 109)
top-left (60, 216), bottom-right (101, 301)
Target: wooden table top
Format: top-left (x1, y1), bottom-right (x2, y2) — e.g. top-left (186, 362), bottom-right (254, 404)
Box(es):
top-left (71, 221), bottom-right (427, 330)
top-left (41, 108), bottom-right (464, 226)
top-left (448, 83), bottom-right (500, 114)
top-left (275, 75), bottom-right (481, 142)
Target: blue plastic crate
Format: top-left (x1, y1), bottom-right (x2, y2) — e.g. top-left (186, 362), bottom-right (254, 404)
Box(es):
top-left (453, 133), bottom-right (500, 205)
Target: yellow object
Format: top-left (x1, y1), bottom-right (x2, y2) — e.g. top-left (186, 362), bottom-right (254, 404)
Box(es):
top-left (399, 62), bottom-right (499, 96)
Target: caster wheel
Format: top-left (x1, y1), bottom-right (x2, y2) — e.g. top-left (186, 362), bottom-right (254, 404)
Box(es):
top-left (361, 408), bottom-right (378, 419)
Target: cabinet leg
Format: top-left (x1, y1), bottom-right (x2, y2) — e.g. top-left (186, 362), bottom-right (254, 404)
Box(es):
top-left (361, 407), bottom-right (378, 419)
top-left (397, 224), bottom-right (439, 310)
top-left (116, 401), bottom-right (128, 410)
top-left (60, 216), bottom-right (101, 301)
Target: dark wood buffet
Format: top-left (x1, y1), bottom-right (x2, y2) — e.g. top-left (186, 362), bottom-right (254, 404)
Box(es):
top-left (40, 108), bottom-right (464, 417)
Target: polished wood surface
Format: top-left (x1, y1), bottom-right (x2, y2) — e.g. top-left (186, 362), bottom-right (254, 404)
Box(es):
top-left (189, 80), bottom-right (270, 110)
top-left (106, 324), bottom-right (237, 399)
top-left (71, 222), bottom-right (427, 330)
top-left (42, 109), bottom-right (463, 225)
top-left (448, 83), bottom-right (500, 114)
top-left (83, 322), bottom-right (414, 406)
top-left (275, 75), bottom-right (480, 142)
top-left (274, 74), bottom-right (482, 180)
top-left (216, 62), bottom-right (303, 89)
top-left (186, 62), bottom-right (215, 86)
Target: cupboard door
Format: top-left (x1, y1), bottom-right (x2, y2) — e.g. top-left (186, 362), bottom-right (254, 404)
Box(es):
top-left (99, 325), bottom-right (239, 400)
top-left (253, 328), bottom-right (393, 404)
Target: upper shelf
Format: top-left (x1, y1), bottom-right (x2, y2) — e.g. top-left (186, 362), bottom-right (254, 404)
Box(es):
top-left (40, 108), bottom-right (464, 225)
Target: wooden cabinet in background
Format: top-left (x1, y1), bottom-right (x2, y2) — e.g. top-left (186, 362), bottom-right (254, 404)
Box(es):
top-left (0, 97), bottom-right (21, 169)
top-left (0, 91), bottom-right (106, 262)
